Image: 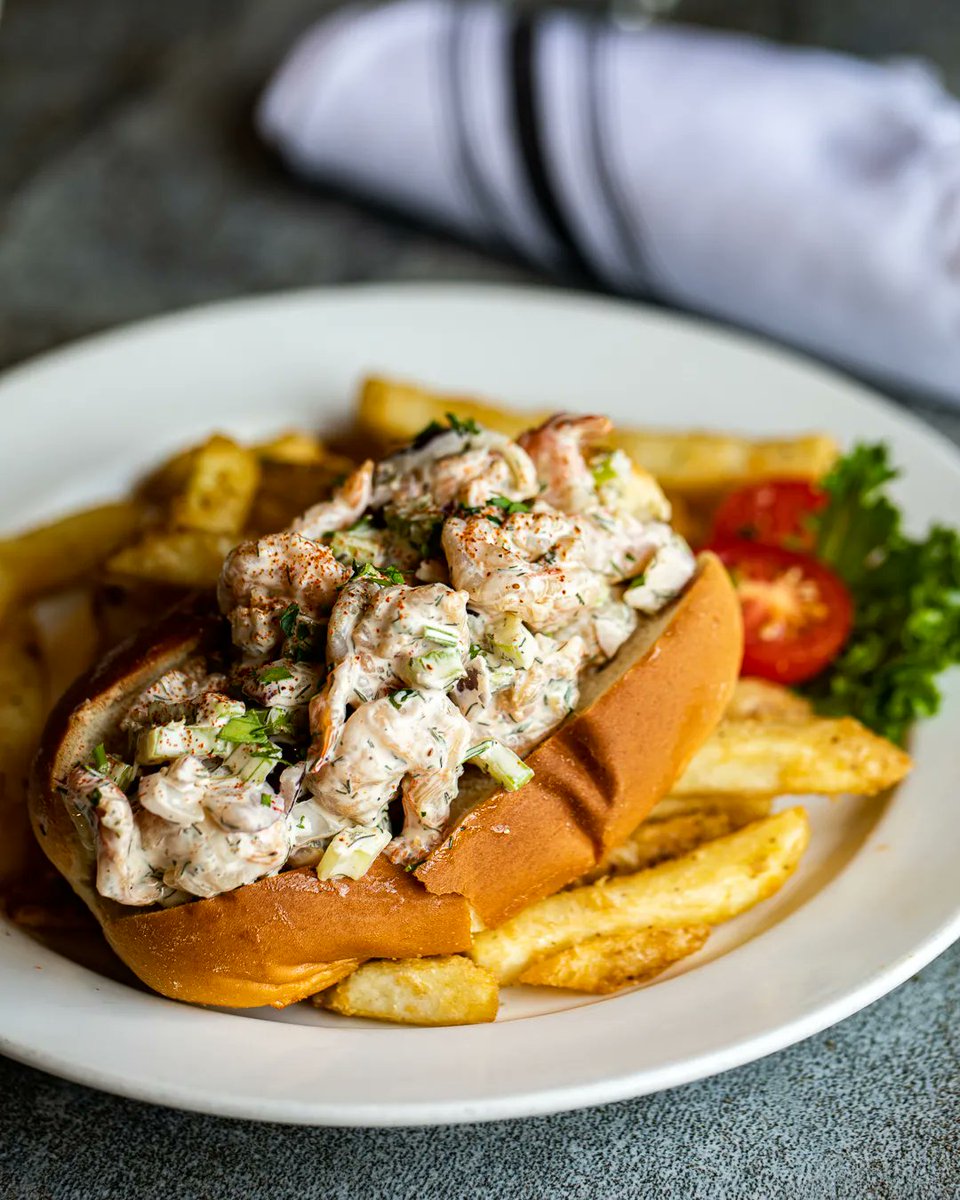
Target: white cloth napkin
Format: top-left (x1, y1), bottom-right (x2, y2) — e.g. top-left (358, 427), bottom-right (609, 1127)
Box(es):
top-left (259, 0), bottom-right (960, 405)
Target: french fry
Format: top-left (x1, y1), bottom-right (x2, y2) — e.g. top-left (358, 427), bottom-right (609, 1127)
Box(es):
top-left (675, 718), bottom-right (912, 798)
top-left (358, 376), bottom-right (541, 446)
top-left (168, 435), bottom-right (260, 535)
top-left (106, 530), bottom-right (237, 589)
top-left (611, 430), bottom-right (839, 494)
top-left (248, 459), bottom-right (354, 534)
top-left (316, 956), bottom-right (499, 1026)
top-left (648, 793), bottom-right (774, 826)
top-left (518, 924), bottom-right (710, 993)
top-left (254, 431), bottom-right (330, 465)
top-left (0, 502), bottom-right (142, 621)
top-left (472, 808), bottom-right (809, 983)
top-left (30, 589), bottom-right (99, 709)
top-left (582, 810), bottom-right (742, 883)
top-left (725, 678), bottom-right (814, 724)
top-left (356, 377), bottom-right (838, 491)
top-left (0, 621), bottom-right (47, 886)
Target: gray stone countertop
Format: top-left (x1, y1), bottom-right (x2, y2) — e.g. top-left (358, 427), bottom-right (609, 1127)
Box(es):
top-left (1, 2), bottom-right (958, 1196)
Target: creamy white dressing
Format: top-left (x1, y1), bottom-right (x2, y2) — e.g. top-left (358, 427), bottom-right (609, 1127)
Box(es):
top-left (70, 412), bottom-right (697, 905)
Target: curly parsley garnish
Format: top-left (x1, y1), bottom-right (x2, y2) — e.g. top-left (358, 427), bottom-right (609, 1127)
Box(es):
top-left (804, 443), bottom-right (960, 743)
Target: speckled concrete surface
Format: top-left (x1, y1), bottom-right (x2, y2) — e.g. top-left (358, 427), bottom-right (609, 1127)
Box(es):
top-left (1, 2), bottom-right (959, 1195)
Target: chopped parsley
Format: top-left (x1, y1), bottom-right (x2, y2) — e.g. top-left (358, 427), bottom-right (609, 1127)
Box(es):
top-left (260, 794), bottom-right (274, 807)
top-left (469, 643), bottom-right (482, 659)
top-left (489, 495), bottom-right (531, 514)
top-left (259, 665), bottom-right (293, 684)
top-left (389, 688), bottom-right (421, 709)
top-left (804, 443), bottom-right (960, 743)
top-left (350, 561), bottom-right (405, 586)
top-left (279, 603), bottom-right (300, 638)
top-left (446, 412), bottom-right (481, 436)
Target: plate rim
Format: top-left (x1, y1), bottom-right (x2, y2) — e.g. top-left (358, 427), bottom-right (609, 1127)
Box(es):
top-left (2, 281), bottom-right (960, 1127)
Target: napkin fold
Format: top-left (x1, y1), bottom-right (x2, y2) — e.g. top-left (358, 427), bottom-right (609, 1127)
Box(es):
top-left (259, 0), bottom-right (960, 405)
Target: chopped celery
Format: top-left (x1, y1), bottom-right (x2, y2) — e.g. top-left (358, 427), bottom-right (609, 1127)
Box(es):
top-left (317, 821), bottom-right (392, 881)
top-left (329, 527), bottom-right (382, 565)
top-left (466, 739), bottom-right (534, 791)
top-left (136, 723), bottom-right (223, 764)
top-left (423, 624), bottom-right (459, 647)
top-left (407, 647), bottom-right (465, 690)
top-left (489, 613), bottom-right (537, 670)
top-left (223, 742), bottom-right (282, 784)
top-left (106, 757), bottom-right (138, 792)
top-left (194, 695), bottom-right (245, 730)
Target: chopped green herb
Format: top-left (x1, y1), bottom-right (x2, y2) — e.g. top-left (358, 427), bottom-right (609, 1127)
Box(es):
top-left (446, 412), bottom-right (481, 436)
top-left (259, 665), bottom-right (293, 684)
top-left (350, 561), bottom-right (405, 586)
top-left (412, 420), bottom-right (446, 449)
top-left (389, 688), bottom-right (421, 709)
top-left (279, 603), bottom-right (300, 638)
top-left (489, 495), bottom-right (531, 514)
top-left (261, 794), bottom-right (274, 807)
top-left (805, 443), bottom-right (960, 743)
top-left (469, 643), bottom-right (482, 659)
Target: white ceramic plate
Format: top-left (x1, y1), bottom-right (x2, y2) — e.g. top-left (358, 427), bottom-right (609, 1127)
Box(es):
top-left (2, 285), bottom-right (959, 1127)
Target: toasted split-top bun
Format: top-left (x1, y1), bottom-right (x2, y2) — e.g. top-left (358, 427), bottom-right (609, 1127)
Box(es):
top-left (29, 603), bottom-right (472, 1008)
top-left (30, 554), bottom-right (741, 1007)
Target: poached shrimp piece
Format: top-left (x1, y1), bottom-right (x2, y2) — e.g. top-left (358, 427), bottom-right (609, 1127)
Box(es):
top-left (372, 428), bottom-right (539, 511)
top-left (453, 632), bottom-right (586, 755)
top-left (121, 659), bottom-right (229, 731)
top-left (442, 511), bottom-right (607, 632)
top-left (624, 528), bottom-right (697, 614)
top-left (290, 460), bottom-right (374, 538)
top-left (138, 755), bottom-right (286, 834)
top-left (305, 689), bottom-right (472, 864)
top-left (218, 532), bottom-right (349, 655)
top-left (519, 413), bottom-right (611, 513)
top-left (309, 579), bottom-right (470, 765)
top-left (65, 767), bottom-right (170, 906)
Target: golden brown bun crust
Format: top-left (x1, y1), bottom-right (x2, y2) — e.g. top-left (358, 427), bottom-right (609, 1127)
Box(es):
top-left (104, 860), bottom-right (470, 1008)
top-left (415, 554), bottom-right (743, 926)
top-left (29, 602), bottom-right (472, 1008)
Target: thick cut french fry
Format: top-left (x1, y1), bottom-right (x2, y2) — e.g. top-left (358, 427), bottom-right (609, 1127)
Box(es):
top-left (248, 459), bottom-right (355, 534)
top-left (169, 435), bottom-right (260, 535)
top-left (358, 376), bottom-right (542, 445)
top-left (106, 530), bottom-right (237, 589)
top-left (648, 793), bottom-right (774, 826)
top-left (254, 431), bottom-right (329, 465)
top-left (675, 718), bottom-right (912, 798)
top-left (518, 925), bottom-right (710, 993)
top-left (471, 808), bottom-right (809, 983)
top-left (316, 956), bottom-right (499, 1026)
top-left (30, 589), bottom-right (99, 710)
top-left (0, 502), bottom-right (142, 620)
top-left (725, 678), bottom-right (814, 724)
top-left (610, 430), bottom-right (839, 494)
top-left (356, 377), bottom-right (838, 491)
top-left (581, 810), bottom-right (741, 883)
top-left (0, 622), bottom-right (47, 886)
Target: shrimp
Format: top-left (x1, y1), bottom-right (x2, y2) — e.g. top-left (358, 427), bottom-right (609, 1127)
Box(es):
top-left (234, 658), bottom-right (323, 711)
top-left (218, 532), bottom-right (349, 656)
top-left (309, 579), bottom-right (470, 765)
top-left (519, 413), bottom-right (612, 513)
top-left (305, 689), bottom-right (472, 864)
top-left (453, 632), bottom-right (586, 755)
top-left (138, 756), bottom-right (286, 834)
top-left (291, 460), bottom-right (374, 538)
top-left (554, 597), bottom-right (638, 664)
top-left (372, 428), bottom-right (538, 511)
top-left (62, 767), bottom-right (169, 907)
top-left (121, 659), bottom-right (229, 731)
top-left (138, 808), bottom-right (290, 900)
top-left (623, 528), bottom-right (697, 614)
top-left (442, 511), bottom-right (607, 631)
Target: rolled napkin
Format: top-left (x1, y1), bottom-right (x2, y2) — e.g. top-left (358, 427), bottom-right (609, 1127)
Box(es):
top-left (259, 0), bottom-right (960, 405)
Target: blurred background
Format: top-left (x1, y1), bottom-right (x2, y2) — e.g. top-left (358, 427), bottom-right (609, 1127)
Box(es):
top-left (4, 0), bottom-right (960, 413)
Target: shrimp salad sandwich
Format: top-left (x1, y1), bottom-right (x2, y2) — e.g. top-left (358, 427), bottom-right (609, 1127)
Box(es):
top-left (31, 413), bottom-right (742, 1007)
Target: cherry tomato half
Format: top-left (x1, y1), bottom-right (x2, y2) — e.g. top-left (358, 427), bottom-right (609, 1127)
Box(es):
top-left (708, 539), bottom-right (853, 685)
top-left (709, 480), bottom-right (827, 553)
